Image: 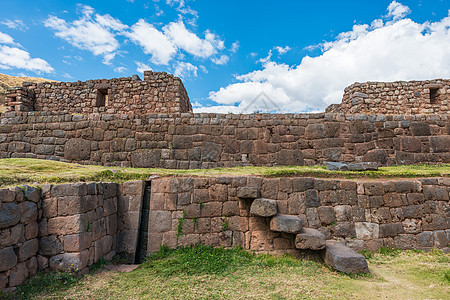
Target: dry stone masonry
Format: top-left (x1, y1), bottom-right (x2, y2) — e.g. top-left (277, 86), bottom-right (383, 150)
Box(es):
top-left (5, 71), bottom-right (192, 114)
top-left (333, 79), bottom-right (450, 115)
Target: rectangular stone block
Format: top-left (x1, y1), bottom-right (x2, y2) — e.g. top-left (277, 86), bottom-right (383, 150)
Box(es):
top-left (47, 214), bottom-right (87, 235)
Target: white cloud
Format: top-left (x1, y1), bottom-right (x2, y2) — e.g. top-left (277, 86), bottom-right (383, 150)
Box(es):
top-left (126, 19), bottom-right (176, 65)
top-left (211, 55), bottom-right (229, 65)
top-left (275, 46), bottom-right (291, 55)
top-left (114, 66), bottom-right (127, 73)
top-left (203, 2), bottom-right (450, 113)
top-left (174, 61), bottom-right (198, 79)
top-left (0, 45), bottom-right (54, 73)
top-left (0, 32), bottom-right (15, 45)
top-left (387, 1), bottom-right (411, 20)
top-left (1, 19), bottom-right (28, 31)
top-left (231, 41), bottom-right (240, 53)
top-left (135, 61), bottom-right (152, 73)
top-left (44, 5), bottom-right (127, 65)
top-left (163, 21), bottom-right (224, 58)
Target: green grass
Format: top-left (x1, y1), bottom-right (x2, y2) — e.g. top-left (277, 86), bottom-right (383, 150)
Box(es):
top-left (6, 245), bottom-right (449, 300)
top-left (0, 158), bottom-right (448, 188)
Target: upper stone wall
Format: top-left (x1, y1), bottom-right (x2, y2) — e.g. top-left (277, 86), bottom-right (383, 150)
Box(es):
top-left (4, 71), bottom-right (192, 115)
top-left (334, 79), bottom-right (450, 115)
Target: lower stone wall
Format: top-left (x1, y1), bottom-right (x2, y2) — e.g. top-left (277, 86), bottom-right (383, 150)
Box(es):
top-left (1, 176), bottom-right (449, 291)
top-left (148, 176), bottom-right (449, 255)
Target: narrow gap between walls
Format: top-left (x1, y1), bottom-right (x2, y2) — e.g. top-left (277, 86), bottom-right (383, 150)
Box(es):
top-left (134, 180), bottom-right (151, 264)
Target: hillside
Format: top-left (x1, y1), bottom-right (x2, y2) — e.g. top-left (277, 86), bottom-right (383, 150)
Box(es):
top-left (0, 72), bottom-right (56, 113)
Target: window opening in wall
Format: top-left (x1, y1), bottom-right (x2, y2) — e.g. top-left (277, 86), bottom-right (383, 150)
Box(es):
top-left (429, 88), bottom-right (439, 104)
top-left (96, 88), bottom-right (108, 107)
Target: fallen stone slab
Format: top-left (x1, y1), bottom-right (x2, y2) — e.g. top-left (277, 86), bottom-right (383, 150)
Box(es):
top-left (237, 187), bottom-right (259, 199)
top-left (270, 214), bottom-right (302, 234)
top-left (295, 228), bottom-right (326, 250)
top-left (250, 198), bottom-right (277, 217)
top-left (326, 162), bottom-right (378, 171)
top-left (322, 240), bottom-right (369, 274)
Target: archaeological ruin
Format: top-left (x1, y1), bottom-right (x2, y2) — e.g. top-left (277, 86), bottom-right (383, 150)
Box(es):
top-left (0, 72), bottom-right (449, 290)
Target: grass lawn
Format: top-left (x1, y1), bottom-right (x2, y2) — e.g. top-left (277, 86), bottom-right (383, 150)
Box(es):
top-left (6, 245), bottom-right (450, 300)
top-left (0, 158), bottom-right (449, 188)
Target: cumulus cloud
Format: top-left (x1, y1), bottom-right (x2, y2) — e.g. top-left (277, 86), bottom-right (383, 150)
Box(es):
top-left (0, 45), bottom-right (54, 73)
top-left (135, 61), bottom-right (152, 73)
top-left (44, 5), bottom-right (127, 65)
top-left (1, 19), bottom-right (28, 31)
top-left (174, 61), bottom-right (198, 79)
top-left (199, 2), bottom-right (450, 113)
top-left (127, 19), bottom-right (176, 65)
top-left (0, 32), bottom-right (15, 45)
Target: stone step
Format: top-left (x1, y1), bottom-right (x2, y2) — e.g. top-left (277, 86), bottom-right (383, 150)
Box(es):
top-left (295, 228), bottom-right (326, 250)
top-left (322, 240), bottom-right (369, 274)
top-left (250, 198), bottom-right (277, 217)
top-left (270, 214), bottom-right (303, 234)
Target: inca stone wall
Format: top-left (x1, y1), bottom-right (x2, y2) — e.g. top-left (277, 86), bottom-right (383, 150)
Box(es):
top-left (0, 112), bottom-right (448, 168)
top-left (5, 71), bottom-right (192, 114)
top-left (335, 79), bottom-right (450, 115)
top-left (1, 177), bottom-right (449, 291)
top-left (148, 176), bottom-right (449, 255)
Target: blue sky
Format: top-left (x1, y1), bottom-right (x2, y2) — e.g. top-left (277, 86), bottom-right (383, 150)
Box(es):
top-left (0, 0), bottom-right (449, 112)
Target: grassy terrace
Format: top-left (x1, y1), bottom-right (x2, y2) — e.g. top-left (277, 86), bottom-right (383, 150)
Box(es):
top-left (0, 158), bottom-right (449, 188)
top-left (5, 245), bottom-right (449, 299)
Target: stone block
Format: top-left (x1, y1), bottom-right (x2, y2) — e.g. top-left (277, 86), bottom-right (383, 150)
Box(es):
top-left (417, 231), bottom-right (434, 247)
top-left (434, 230), bottom-right (448, 248)
top-left (42, 198), bottom-right (57, 218)
top-left (8, 262), bottom-right (28, 287)
top-left (37, 255), bottom-right (48, 270)
top-left (104, 198), bottom-right (117, 216)
top-left (423, 186), bottom-right (449, 201)
top-left (322, 241), bottom-right (369, 274)
top-left (295, 228), bottom-right (326, 250)
top-left (18, 238), bottom-right (38, 262)
top-left (250, 198), bottom-right (277, 217)
top-left (131, 149), bottom-right (161, 168)
top-left (0, 188), bottom-right (16, 203)
top-left (63, 232), bottom-right (92, 252)
top-left (23, 186), bottom-right (40, 202)
top-left (51, 183), bottom-right (87, 197)
top-left (26, 256), bottom-right (38, 277)
top-left (47, 214), bottom-right (87, 235)
top-left (19, 201), bottom-right (38, 224)
top-left (305, 189), bottom-right (320, 207)
top-left (355, 222), bottom-right (379, 240)
top-left (0, 203), bottom-right (20, 229)
top-left (394, 234), bottom-right (416, 249)
top-left (39, 236), bottom-right (63, 256)
top-left (200, 202), bottom-right (222, 217)
top-left (270, 214), bottom-right (303, 234)
top-left (379, 223), bottom-right (404, 238)
top-left (121, 180), bottom-right (145, 196)
top-left (149, 211), bottom-right (172, 233)
top-left (50, 253), bottom-right (86, 272)
top-left (58, 196), bottom-right (86, 216)
top-left (237, 187), bottom-right (259, 199)
top-left (0, 246), bottom-right (17, 272)
top-left (317, 206), bottom-right (336, 225)
top-left (64, 138), bottom-right (91, 160)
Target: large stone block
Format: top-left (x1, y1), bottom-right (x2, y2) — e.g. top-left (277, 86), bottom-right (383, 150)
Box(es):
top-left (19, 201), bottom-right (38, 224)
top-left (0, 246), bottom-right (17, 272)
top-left (39, 236), bottom-right (64, 256)
top-left (8, 262), bottom-right (28, 287)
top-left (47, 214), bottom-right (87, 235)
top-left (50, 253), bottom-right (86, 272)
top-left (149, 211), bottom-right (172, 233)
top-left (250, 198), bottom-right (277, 217)
top-left (429, 136), bottom-right (450, 153)
top-left (270, 214), bottom-right (303, 234)
top-left (0, 203), bottom-right (20, 229)
top-left (295, 228), bottom-right (325, 250)
top-left (131, 149), bottom-right (161, 168)
top-left (64, 138), bottom-right (91, 160)
top-left (58, 196), bottom-right (86, 216)
top-left (51, 183), bottom-right (87, 197)
top-left (0, 188), bottom-right (16, 203)
top-left (18, 238), bottom-right (38, 262)
top-left (23, 186), bottom-right (40, 202)
top-left (322, 241), bottom-right (369, 274)
top-left (63, 232), bottom-right (92, 252)
top-left (355, 222), bottom-right (379, 240)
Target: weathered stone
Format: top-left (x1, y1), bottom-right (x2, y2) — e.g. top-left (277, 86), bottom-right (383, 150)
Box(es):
top-left (149, 211), bottom-right (172, 233)
top-left (423, 186), bottom-right (449, 201)
top-left (0, 203), bottom-right (20, 229)
top-left (64, 138), bottom-right (91, 160)
top-left (0, 188), bottom-right (16, 203)
top-left (250, 198), bottom-right (277, 217)
top-left (295, 228), bottom-right (325, 250)
top-left (37, 255), bottom-right (48, 270)
top-left (23, 186), bottom-right (40, 202)
top-left (39, 236), bottom-right (64, 256)
top-left (8, 262), bottom-right (28, 287)
top-left (379, 223), bottom-right (404, 237)
top-left (49, 253), bottom-right (86, 272)
top-left (19, 201), bottom-right (38, 224)
top-left (51, 183), bottom-right (87, 197)
top-left (317, 206), bottom-right (336, 225)
top-left (305, 189), bottom-right (320, 207)
top-left (0, 246), bottom-right (17, 272)
top-left (237, 187), bottom-right (259, 199)
top-left (270, 214), bottom-right (303, 234)
top-left (131, 149), bottom-right (161, 168)
top-left (47, 214), bottom-right (87, 235)
top-left (18, 238), bottom-right (38, 262)
top-left (326, 162), bottom-right (349, 171)
top-left (429, 136), bottom-right (450, 153)
top-left (355, 222), bottom-right (379, 240)
top-left (322, 241), bottom-right (369, 274)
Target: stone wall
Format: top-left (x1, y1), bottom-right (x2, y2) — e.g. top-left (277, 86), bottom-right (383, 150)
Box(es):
top-left (148, 176), bottom-right (449, 255)
top-left (336, 79), bottom-right (450, 115)
top-left (5, 71), bottom-right (192, 114)
top-left (1, 176), bottom-right (449, 291)
top-left (0, 112), bottom-right (448, 168)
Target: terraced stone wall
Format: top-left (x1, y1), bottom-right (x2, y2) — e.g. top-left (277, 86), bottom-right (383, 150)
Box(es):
top-left (148, 176), bottom-right (449, 255)
top-left (0, 112), bottom-right (448, 168)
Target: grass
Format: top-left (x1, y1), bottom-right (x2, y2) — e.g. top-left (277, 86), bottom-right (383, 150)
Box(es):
top-left (0, 158), bottom-right (449, 188)
top-left (5, 245), bottom-right (449, 299)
